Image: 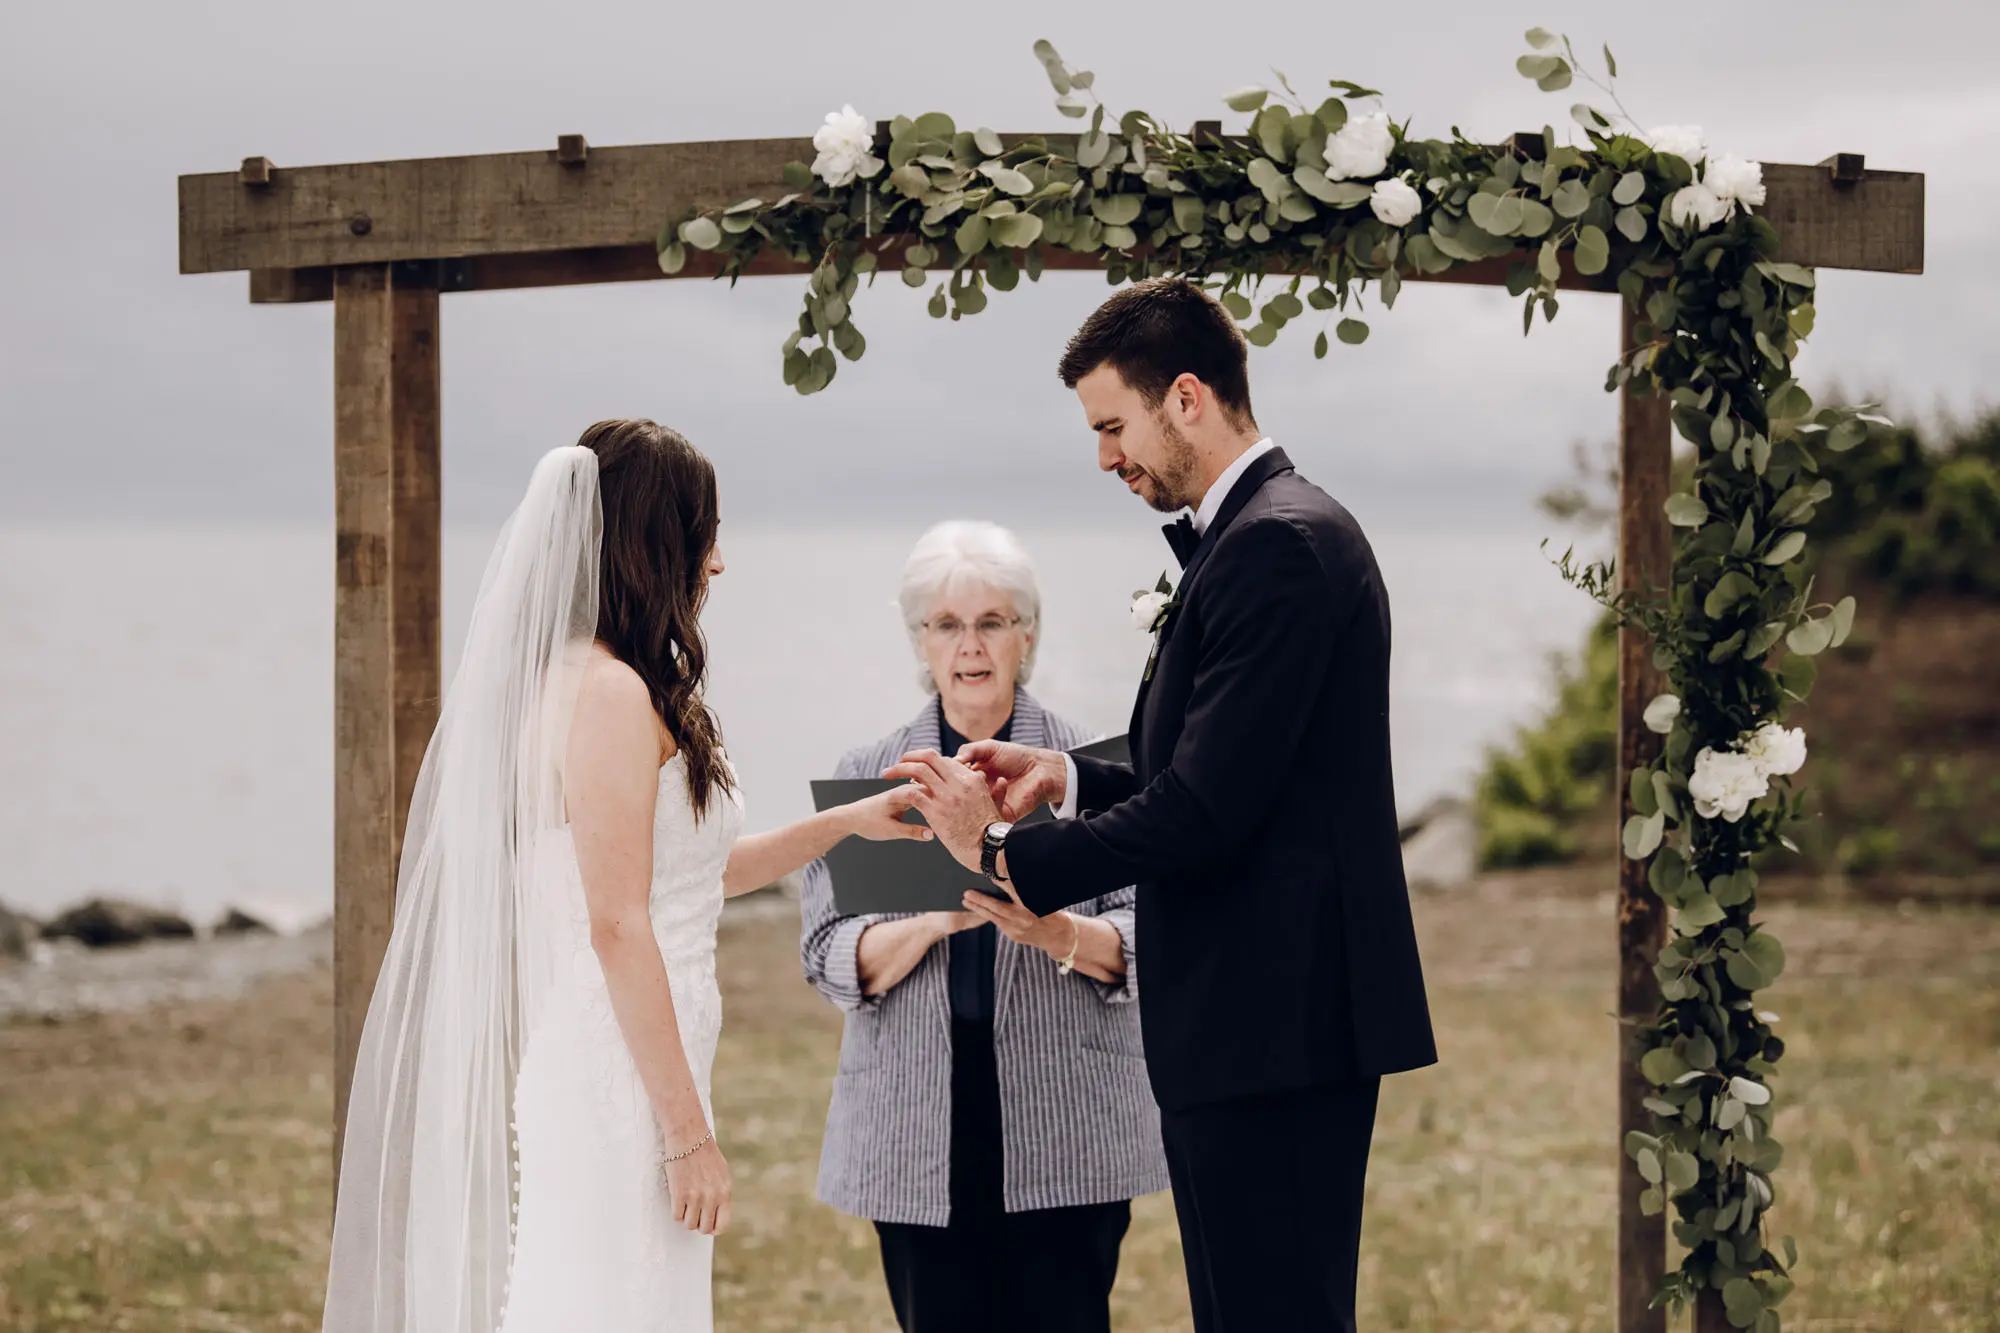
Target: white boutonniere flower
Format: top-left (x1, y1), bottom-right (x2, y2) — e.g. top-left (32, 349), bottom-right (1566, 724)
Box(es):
top-left (1131, 573), bottom-right (1180, 680)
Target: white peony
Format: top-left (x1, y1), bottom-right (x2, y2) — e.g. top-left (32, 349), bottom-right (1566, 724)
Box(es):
top-left (1324, 112), bottom-right (1395, 181)
top-left (1703, 153), bottom-right (1767, 211)
top-left (1667, 182), bottom-right (1731, 232)
top-left (1369, 175), bottom-right (1423, 227)
top-left (811, 104), bottom-right (883, 188)
top-left (1688, 747), bottom-right (1771, 823)
top-left (1645, 124), bottom-right (1708, 165)
top-left (1643, 693), bottom-right (1682, 735)
top-left (1130, 590), bottom-right (1173, 633)
top-left (1741, 722), bottom-right (1806, 778)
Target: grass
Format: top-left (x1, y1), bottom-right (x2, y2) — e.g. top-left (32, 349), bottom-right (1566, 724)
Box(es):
top-left (2, 888), bottom-right (1996, 1331)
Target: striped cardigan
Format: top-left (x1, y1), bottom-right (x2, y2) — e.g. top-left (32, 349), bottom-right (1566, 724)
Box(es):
top-left (800, 688), bottom-right (1170, 1225)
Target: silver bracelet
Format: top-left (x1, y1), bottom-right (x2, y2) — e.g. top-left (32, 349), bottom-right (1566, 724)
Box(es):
top-left (661, 1128), bottom-right (713, 1165)
top-left (1054, 912), bottom-right (1081, 976)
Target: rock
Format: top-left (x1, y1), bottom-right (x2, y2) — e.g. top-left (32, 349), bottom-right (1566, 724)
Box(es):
top-left (0, 902), bottom-right (41, 962)
top-left (42, 897), bottom-right (196, 949)
top-left (1401, 798), bottom-right (1478, 890)
top-left (214, 908), bottom-right (277, 936)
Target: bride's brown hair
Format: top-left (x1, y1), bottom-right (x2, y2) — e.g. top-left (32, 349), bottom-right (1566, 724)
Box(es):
top-left (577, 418), bottom-right (733, 816)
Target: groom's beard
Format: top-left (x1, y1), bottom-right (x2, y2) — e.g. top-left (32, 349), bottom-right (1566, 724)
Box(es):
top-left (1119, 417), bottom-right (1203, 514)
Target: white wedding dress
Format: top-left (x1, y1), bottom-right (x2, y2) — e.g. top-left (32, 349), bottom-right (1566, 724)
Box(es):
top-left (499, 752), bottom-right (744, 1333)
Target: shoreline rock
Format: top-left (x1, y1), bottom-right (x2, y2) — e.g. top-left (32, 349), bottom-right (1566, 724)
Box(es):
top-left (42, 897), bottom-right (197, 950)
top-left (1, 903), bottom-right (41, 962)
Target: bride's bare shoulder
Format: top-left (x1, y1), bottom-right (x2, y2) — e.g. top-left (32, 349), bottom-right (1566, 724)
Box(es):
top-left (574, 646), bottom-right (674, 761)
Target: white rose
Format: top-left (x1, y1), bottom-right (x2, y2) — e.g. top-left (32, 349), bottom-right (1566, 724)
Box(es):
top-left (1703, 153), bottom-right (1766, 211)
top-left (1130, 590), bottom-right (1172, 633)
top-left (1324, 111), bottom-right (1394, 181)
top-left (1369, 175), bottom-right (1423, 227)
top-left (1666, 182), bottom-right (1731, 232)
top-left (811, 104), bottom-right (883, 188)
top-left (1645, 124), bottom-right (1707, 165)
top-left (1642, 693), bottom-right (1681, 735)
top-left (1741, 722), bottom-right (1806, 779)
top-left (1688, 747), bottom-right (1771, 824)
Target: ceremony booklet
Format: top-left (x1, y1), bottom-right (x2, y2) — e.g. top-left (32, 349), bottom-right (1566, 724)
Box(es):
top-left (811, 733), bottom-right (1131, 915)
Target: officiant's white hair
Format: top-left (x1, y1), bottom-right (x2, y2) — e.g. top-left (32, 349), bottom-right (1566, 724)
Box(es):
top-left (899, 520), bottom-right (1041, 694)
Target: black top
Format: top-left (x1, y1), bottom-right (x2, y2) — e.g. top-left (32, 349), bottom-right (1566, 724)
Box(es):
top-left (1004, 447), bottom-right (1438, 1112)
top-left (938, 702), bottom-right (1010, 1025)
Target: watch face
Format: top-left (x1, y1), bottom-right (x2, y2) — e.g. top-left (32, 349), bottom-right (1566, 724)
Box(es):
top-left (986, 822), bottom-right (1015, 843)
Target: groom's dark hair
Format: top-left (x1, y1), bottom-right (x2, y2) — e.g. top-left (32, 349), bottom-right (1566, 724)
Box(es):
top-left (1058, 277), bottom-right (1255, 428)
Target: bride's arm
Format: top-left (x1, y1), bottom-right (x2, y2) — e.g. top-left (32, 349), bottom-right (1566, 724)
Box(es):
top-left (566, 659), bottom-right (729, 1232)
top-left (722, 786), bottom-right (931, 898)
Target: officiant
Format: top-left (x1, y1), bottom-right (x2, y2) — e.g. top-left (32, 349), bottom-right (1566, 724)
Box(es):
top-left (800, 520), bottom-right (1167, 1333)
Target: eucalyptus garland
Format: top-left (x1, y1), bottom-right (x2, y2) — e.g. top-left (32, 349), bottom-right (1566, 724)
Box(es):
top-left (662, 31), bottom-right (1886, 1328)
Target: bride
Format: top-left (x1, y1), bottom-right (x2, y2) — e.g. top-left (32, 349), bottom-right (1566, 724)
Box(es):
top-left (322, 419), bottom-right (931, 1333)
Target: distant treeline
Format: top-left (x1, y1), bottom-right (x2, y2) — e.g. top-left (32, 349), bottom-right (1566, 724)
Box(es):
top-left (1477, 405), bottom-right (2000, 872)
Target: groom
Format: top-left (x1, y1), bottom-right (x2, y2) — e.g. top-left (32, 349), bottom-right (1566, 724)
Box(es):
top-left (889, 277), bottom-right (1436, 1332)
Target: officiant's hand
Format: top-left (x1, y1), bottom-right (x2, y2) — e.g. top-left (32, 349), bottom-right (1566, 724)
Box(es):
top-left (882, 749), bottom-right (1001, 877)
top-left (954, 740), bottom-right (1068, 821)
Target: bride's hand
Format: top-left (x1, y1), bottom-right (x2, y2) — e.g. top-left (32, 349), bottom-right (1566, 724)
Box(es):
top-left (663, 1134), bottom-right (732, 1236)
top-left (842, 784), bottom-right (937, 843)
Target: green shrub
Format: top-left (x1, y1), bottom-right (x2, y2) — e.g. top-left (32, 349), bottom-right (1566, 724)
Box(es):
top-left (1475, 613), bottom-right (1618, 869)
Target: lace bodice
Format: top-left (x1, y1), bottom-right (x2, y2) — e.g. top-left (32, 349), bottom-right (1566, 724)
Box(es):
top-left (642, 753), bottom-right (744, 973)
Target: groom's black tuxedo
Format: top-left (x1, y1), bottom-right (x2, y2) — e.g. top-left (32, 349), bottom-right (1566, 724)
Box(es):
top-left (1005, 446), bottom-right (1434, 1332)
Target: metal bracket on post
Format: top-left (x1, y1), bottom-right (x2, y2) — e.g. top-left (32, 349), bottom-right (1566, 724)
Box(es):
top-left (1819, 152), bottom-right (1866, 186)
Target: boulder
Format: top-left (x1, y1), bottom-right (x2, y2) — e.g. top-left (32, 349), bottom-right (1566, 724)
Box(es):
top-left (42, 897), bottom-right (196, 949)
top-left (214, 907), bottom-right (277, 936)
top-left (0, 902), bottom-right (41, 962)
top-left (1400, 798), bottom-right (1478, 890)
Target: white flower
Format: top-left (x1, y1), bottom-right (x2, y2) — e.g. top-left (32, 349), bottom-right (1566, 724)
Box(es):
top-left (1666, 182), bottom-right (1731, 232)
top-left (1645, 124), bottom-right (1708, 165)
top-left (1703, 153), bottom-right (1766, 211)
top-left (1741, 722), bottom-right (1806, 779)
top-left (1688, 747), bottom-right (1771, 823)
top-left (1324, 111), bottom-right (1394, 181)
top-left (1369, 175), bottom-right (1422, 227)
top-left (1130, 590), bottom-right (1173, 633)
top-left (1642, 694), bottom-right (1682, 735)
top-left (810, 105), bottom-right (883, 188)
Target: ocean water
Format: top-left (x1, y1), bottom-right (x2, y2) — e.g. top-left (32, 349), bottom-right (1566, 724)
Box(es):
top-left (0, 519), bottom-right (1597, 923)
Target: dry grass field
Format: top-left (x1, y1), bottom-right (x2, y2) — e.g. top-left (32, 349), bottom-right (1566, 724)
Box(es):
top-left (2, 883), bottom-right (1996, 1331)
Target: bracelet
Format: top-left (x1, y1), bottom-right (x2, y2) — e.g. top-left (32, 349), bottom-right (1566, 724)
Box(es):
top-left (1054, 912), bottom-right (1081, 976)
top-left (661, 1128), bottom-right (713, 1165)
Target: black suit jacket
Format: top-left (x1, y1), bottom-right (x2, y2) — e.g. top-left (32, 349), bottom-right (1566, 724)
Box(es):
top-left (1007, 447), bottom-right (1437, 1112)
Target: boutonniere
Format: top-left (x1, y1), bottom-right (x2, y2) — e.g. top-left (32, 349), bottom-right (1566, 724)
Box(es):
top-left (1130, 573), bottom-right (1180, 681)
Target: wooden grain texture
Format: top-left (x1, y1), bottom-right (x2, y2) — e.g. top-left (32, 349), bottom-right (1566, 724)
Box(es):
top-left (1616, 300), bottom-right (1673, 1333)
top-left (331, 263), bottom-right (441, 1177)
top-left (181, 136), bottom-right (1923, 277)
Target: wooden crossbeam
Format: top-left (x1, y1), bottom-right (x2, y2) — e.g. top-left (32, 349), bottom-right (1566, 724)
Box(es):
top-left (179, 136), bottom-right (1924, 304)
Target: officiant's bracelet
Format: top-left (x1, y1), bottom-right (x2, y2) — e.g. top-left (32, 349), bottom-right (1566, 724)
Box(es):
top-left (1054, 912), bottom-right (1081, 976)
top-left (661, 1128), bottom-right (713, 1164)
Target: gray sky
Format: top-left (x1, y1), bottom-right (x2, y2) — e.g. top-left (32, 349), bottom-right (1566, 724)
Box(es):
top-left (1, 0), bottom-right (1989, 531)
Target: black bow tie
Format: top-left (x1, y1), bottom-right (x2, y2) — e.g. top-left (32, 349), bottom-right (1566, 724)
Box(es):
top-left (1163, 515), bottom-right (1199, 568)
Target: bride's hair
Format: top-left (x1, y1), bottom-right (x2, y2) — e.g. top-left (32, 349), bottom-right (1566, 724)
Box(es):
top-left (576, 418), bottom-right (734, 816)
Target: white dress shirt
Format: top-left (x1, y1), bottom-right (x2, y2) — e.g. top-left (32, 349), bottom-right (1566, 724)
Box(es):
top-left (1051, 437), bottom-right (1277, 821)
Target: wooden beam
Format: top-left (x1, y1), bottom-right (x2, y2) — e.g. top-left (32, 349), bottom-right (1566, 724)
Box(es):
top-left (246, 236), bottom-right (1621, 305)
top-left (332, 262), bottom-right (441, 1174)
top-left (180, 136), bottom-right (1923, 278)
top-left (1615, 299), bottom-right (1672, 1333)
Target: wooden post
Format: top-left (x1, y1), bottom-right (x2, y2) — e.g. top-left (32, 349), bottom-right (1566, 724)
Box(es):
top-left (332, 262), bottom-right (441, 1173)
top-left (1617, 301), bottom-right (1672, 1333)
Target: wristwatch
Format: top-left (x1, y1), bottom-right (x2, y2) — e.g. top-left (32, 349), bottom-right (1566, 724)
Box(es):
top-left (980, 821), bottom-right (1015, 882)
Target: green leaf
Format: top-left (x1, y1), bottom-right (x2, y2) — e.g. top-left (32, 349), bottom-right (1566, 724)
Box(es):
top-left (1538, 241), bottom-right (1562, 283)
top-left (1767, 379), bottom-right (1815, 421)
top-left (1538, 63), bottom-right (1574, 92)
top-left (1641, 1046), bottom-right (1691, 1086)
top-left (1664, 1150), bottom-right (1700, 1193)
top-left (1604, 43), bottom-right (1618, 77)
top-left (954, 213), bottom-right (990, 256)
top-left (1291, 165), bottom-right (1345, 204)
top-left (1828, 417), bottom-right (1871, 452)
top-left (1663, 494), bottom-right (1710, 529)
top-left (1336, 317), bottom-right (1370, 345)
top-left (927, 285), bottom-right (947, 319)
top-left (657, 241), bottom-right (687, 275)
top-left (1076, 130), bottom-right (1111, 170)
top-left (972, 126), bottom-right (1004, 158)
top-left (1517, 54), bottom-right (1562, 81)
top-left (1553, 178), bottom-right (1593, 219)
top-left (1091, 194), bottom-right (1144, 227)
top-left (912, 112), bottom-right (955, 143)
top-left (1703, 571), bottom-right (1758, 619)
top-left (1101, 223), bottom-right (1139, 250)
top-left (1221, 291), bottom-right (1253, 321)
top-left (991, 211), bottom-right (1044, 248)
top-left (1574, 225), bottom-right (1610, 276)
top-left (1623, 811), bottom-right (1665, 860)
top-left (1636, 1147), bottom-right (1663, 1183)
top-left (1613, 171), bottom-right (1647, 206)
top-left (1830, 595), bottom-right (1857, 647)
top-left (1314, 329), bottom-right (1329, 359)
top-left (1677, 891), bottom-right (1727, 930)
top-left (1629, 767), bottom-right (1659, 818)
top-left (1244, 322), bottom-right (1278, 347)
top-left (1786, 617), bottom-right (1835, 657)
top-left (901, 264), bottom-right (927, 288)
top-left (983, 164), bottom-right (1035, 195)
top-left (782, 161), bottom-right (816, 192)
top-left (1525, 26), bottom-right (1558, 49)
top-left (1223, 86), bottom-right (1269, 113)
top-left (679, 216), bottom-right (722, 251)
top-left (1762, 531), bottom-right (1806, 565)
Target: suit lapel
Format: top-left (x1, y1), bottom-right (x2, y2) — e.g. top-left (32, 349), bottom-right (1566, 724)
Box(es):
top-left (1127, 447), bottom-right (1297, 769)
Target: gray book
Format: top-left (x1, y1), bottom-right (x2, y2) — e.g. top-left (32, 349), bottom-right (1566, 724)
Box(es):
top-left (811, 733), bottom-right (1130, 915)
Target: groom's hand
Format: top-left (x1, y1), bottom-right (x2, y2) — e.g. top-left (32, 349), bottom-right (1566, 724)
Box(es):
top-left (955, 740), bottom-right (1067, 821)
top-left (882, 749), bottom-right (1001, 875)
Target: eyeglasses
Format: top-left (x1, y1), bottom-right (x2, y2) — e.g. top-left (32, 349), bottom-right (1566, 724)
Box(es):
top-left (922, 614), bottom-right (1023, 645)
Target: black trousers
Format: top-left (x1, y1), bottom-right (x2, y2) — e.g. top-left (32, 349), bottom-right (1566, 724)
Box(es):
top-left (1159, 1078), bottom-right (1381, 1333)
top-left (874, 1019), bottom-right (1132, 1333)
